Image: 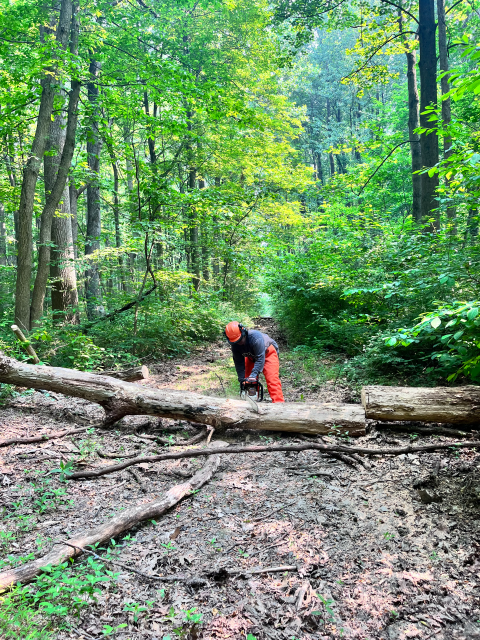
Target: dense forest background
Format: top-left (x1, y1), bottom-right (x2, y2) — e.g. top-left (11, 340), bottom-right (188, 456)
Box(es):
top-left (1, 0), bottom-right (480, 387)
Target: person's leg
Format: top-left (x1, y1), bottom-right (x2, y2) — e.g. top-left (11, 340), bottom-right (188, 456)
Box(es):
top-left (262, 346), bottom-right (285, 402)
top-left (245, 358), bottom-right (254, 378)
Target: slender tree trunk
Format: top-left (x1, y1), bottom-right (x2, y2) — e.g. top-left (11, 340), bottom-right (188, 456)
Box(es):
top-left (198, 178), bottom-right (209, 282)
top-left (437, 0), bottom-right (456, 231)
top-left (85, 58), bottom-right (104, 319)
top-left (212, 177), bottom-right (220, 278)
top-left (69, 181), bottom-right (78, 260)
top-left (418, 0), bottom-right (439, 231)
top-left (405, 48), bottom-right (422, 222)
top-left (14, 0), bottom-right (73, 330)
top-left (189, 167), bottom-right (200, 291)
top-left (0, 203), bottom-right (6, 267)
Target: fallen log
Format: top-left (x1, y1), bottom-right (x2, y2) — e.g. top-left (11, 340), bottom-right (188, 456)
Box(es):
top-left (0, 442), bottom-right (227, 591)
top-left (362, 385), bottom-right (480, 424)
top-left (66, 439), bottom-right (480, 480)
top-left (0, 354), bottom-right (365, 436)
top-left (101, 365), bottom-right (149, 382)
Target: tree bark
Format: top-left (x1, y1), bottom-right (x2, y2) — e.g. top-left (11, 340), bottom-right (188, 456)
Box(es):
top-left (50, 182), bottom-right (79, 323)
top-left (0, 354), bottom-right (366, 435)
top-left (101, 364), bottom-right (149, 381)
top-left (85, 58), bottom-right (104, 319)
top-left (0, 202), bottom-right (6, 266)
top-left (362, 385), bottom-right (480, 424)
top-left (14, 0), bottom-right (73, 331)
top-left (418, 0), bottom-right (439, 230)
top-left (30, 77), bottom-right (81, 326)
top-left (437, 0), bottom-right (455, 230)
top-left (404, 45), bottom-right (422, 222)
top-left (0, 445), bottom-right (226, 591)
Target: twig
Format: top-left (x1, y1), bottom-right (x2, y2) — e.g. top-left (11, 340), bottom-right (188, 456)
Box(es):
top-left (128, 468), bottom-right (148, 493)
top-left (350, 453), bottom-right (372, 470)
top-left (206, 427), bottom-right (215, 445)
top-left (215, 373), bottom-right (227, 397)
top-left (0, 426), bottom-right (88, 448)
top-left (230, 564), bottom-right (297, 576)
top-left (181, 429), bottom-right (208, 446)
top-left (68, 439), bottom-right (480, 481)
top-left (253, 500), bottom-right (298, 522)
top-left (285, 466), bottom-right (334, 479)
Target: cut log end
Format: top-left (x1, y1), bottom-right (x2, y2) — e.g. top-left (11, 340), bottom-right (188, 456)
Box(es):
top-left (362, 385), bottom-right (480, 425)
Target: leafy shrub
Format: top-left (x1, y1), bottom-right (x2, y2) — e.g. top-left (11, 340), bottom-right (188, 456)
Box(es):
top-left (386, 301), bottom-right (480, 381)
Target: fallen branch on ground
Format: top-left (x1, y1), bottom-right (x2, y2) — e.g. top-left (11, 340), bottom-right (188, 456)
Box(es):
top-left (66, 438), bottom-right (480, 481)
top-left (0, 426), bottom-right (88, 448)
top-left (0, 442), bottom-right (228, 591)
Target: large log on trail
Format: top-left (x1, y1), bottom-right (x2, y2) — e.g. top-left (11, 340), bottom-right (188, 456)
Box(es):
top-left (0, 354), bottom-right (365, 435)
top-left (0, 442), bottom-right (227, 591)
top-left (362, 385), bottom-right (480, 424)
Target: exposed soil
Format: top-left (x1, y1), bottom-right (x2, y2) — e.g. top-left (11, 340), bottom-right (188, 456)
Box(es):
top-left (1, 320), bottom-right (480, 639)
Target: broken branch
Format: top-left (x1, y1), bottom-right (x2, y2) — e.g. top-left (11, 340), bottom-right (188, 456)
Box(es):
top-left (66, 438), bottom-right (480, 481)
top-left (0, 426), bottom-right (88, 448)
top-left (0, 442), bottom-right (228, 591)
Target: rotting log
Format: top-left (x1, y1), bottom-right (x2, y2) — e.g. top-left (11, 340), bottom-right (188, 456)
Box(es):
top-left (0, 354), bottom-right (366, 435)
top-left (0, 442), bottom-right (227, 591)
top-left (101, 365), bottom-right (149, 382)
top-left (362, 385), bottom-right (480, 424)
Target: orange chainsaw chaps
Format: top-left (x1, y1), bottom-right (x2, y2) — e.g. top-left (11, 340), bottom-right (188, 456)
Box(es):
top-left (244, 345), bottom-right (285, 403)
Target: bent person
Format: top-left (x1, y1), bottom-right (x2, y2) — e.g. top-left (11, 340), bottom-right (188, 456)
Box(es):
top-left (224, 321), bottom-right (285, 403)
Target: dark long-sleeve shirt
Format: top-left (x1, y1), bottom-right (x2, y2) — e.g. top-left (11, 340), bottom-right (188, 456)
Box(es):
top-left (231, 329), bottom-right (279, 380)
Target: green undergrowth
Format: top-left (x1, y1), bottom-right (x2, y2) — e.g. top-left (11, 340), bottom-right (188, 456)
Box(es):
top-left (0, 552), bottom-right (120, 639)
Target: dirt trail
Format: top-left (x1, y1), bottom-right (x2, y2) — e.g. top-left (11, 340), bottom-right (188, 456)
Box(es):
top-left (0, 322), bottom-right (479, 639)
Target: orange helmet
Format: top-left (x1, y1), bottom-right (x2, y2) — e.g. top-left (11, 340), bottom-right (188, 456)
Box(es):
top-left (225, 321), bottom-right (245, 343)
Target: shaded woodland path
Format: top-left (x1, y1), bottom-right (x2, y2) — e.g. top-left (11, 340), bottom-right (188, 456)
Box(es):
top-left (0, 320), bottom-right (479, 639)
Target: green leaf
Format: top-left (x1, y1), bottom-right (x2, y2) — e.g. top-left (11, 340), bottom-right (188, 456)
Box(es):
top-left (467, 308), bottom-right (479, 320)
top-left (386, 337), bottom-right (397, 346)
top-left (430, 317), bottom-right (441, 329)
top-left (453, 330), bottom-right (465, 340)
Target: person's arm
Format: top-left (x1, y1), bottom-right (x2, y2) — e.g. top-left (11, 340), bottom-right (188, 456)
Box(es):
top-left (248, 333), bottom-right (265, 379)
top-left (231, 346), bottom-right (246, 381)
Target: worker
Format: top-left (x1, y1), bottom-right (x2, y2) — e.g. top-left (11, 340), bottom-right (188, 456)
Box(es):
top-left (224, 321), bottom-right (285, 403)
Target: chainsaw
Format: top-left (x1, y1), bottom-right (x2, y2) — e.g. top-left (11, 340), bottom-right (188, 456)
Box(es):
top-left (240, 378), bottom-right (264, 403)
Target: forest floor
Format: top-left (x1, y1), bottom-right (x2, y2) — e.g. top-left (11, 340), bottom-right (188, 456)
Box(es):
top-left (1, 319), bottom-right (480, 640)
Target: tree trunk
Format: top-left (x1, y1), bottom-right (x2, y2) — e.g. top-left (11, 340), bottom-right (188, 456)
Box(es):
top-left (0, 202), bottom-right (6, 266)
top-left (406, 49), bottom-right (422, 222)
top-left (437, 0), bottom-right (456, 230)
top-left (362, 385), bottom-right (480, 424)
top-left (189, 167), bottom-right (200, 291)
top-left (0, 447), bottom-right (226, 591)
top-left (85, 58), bottom-right (104, 319)
top-left (0, 354), bottom-right (366, 435)
top-left (50, 184), bottom-right (79, 323)
top-left (30, 78), bottom-right (81, 327)
top-left (14, 0), bottom-right (73, 331)
top-left (418, 0), bottom-right (439, 230)
top-left (69, 181), bottom-right (78, 259)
